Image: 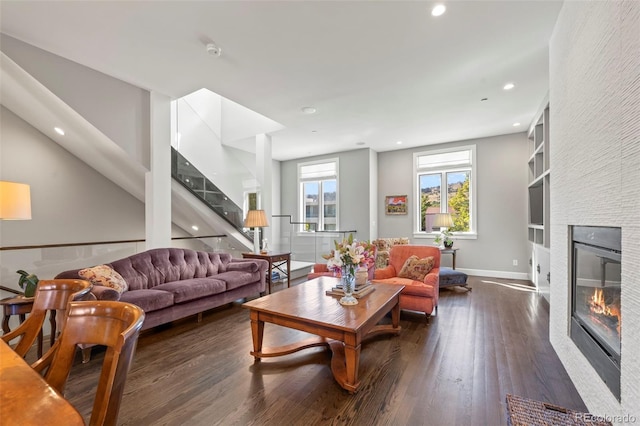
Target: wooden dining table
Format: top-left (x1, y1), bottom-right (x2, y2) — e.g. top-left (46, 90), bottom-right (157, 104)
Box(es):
top-left (0, 340), bottom-right (84, 425)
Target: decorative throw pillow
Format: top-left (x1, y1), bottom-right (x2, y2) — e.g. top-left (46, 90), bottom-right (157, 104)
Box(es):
top-left (398, 255), bottom-right (435, 282)
top-left (79, 265), bottom-right (128, 294)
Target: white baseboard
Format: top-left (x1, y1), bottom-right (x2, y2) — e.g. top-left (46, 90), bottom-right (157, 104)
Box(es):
top-left (457, 268), bottom-right (530, 281)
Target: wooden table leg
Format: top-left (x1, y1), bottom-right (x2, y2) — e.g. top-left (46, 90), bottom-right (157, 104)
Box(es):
top-left (249, 311), bottom-right (264, 362)
top-left (1, 313), bottom-right (10, 335)
top-left (343, 342), bottom-right (361, 393)
top-left (391, 301), bottom-right (400, 328)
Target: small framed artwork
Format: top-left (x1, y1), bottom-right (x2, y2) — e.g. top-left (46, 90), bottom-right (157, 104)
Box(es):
top-left (385, 195), bottom-right (408, 215)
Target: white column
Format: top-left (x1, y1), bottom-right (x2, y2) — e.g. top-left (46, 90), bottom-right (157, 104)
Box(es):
top-left (146, 92), bottom-right (172, 249)
top-left (256, 133), bottom-right (272, 248)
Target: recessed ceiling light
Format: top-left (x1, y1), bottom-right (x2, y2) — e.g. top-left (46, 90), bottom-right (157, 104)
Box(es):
top-left (191, 225), bottom-right (199, 231)
top-left (54, 127), bottom-right (65, 136)
top-left (356, 142), bottom-right (365, 146)
top-left (503, 83), bottom-right (515, 90)
top-left (396, 141), bottom-right (403, 145)
top-left (431, 4), bottom-right (446, 16)
top-left (481, 97), bottom-right (488, 102)
top-left (513, 122), bottom-right (521, 127)
top-left (311, 130), bottom-right (317, 133)
top-left (301, 107), bottom-right (317, 114)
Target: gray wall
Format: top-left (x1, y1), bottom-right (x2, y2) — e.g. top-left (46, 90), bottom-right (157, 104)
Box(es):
top-left (378, 133), bottom-right (529, 274)
top-left (1, 34), bottom-right (151, 168)
top-left (0, 107), bottom-right (146, 246)
top-left (281, 148), bottom-right (374, 241)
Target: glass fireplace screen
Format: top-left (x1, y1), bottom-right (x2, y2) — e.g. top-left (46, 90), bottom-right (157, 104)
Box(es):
top-left (571, 227), bottom-right (621, 361)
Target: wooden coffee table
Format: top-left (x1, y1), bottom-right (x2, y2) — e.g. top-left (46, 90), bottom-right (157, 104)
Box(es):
top-left (242, 276), bottom-right (403, 393)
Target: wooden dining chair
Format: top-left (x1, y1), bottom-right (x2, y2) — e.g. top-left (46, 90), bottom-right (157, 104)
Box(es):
top-left (1, 279), bottom-right (92, 357)
top-left (33, 300), bottom-right (145, 426)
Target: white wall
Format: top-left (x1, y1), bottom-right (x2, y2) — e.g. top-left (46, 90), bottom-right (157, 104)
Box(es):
top-left (1, 34), bottom-right (151, 168)
top-left (175, 94), bottom-right (253, 208)
top-left (369, 149), bottom-right (378, 240)
top-left (549, 0), bottom-right (640, 417)
top-left (378, 133), bottom-right (529, 275)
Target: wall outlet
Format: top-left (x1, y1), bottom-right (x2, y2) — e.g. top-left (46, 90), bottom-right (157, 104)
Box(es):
top-left (513, 259), bottom-right (518, 266)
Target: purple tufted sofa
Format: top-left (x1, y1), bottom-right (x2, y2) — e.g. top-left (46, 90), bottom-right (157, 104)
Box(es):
top-left (56, 248), bottom-right (268, 333)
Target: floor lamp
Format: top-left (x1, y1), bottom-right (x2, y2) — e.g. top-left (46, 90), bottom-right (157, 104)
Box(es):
top-left (0, 181), bottom-right (32, 294)
top-left (243, 210), bottom-right (269, 254)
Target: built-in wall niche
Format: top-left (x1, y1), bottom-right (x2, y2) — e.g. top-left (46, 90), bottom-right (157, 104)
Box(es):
top-left (526, 101), bottom-right (550, 298)
top-left (527, 104), bottom-right (550, 248)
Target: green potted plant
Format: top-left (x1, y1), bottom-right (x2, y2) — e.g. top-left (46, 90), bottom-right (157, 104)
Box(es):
top-left (16, 270), bottom-right (39, 298)
top-left (433, 229), bottom-right (454, 248)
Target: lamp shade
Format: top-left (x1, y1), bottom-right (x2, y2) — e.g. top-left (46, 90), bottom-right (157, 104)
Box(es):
top-left (244, 209), bottom-right (269, 228)
top-left (432, 212), bottom-right (453, 228)
top-left (0, 181), bottom-right (32, 220)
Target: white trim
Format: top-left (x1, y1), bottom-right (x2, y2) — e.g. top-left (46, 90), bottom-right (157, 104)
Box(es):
top-left (413, 232), bottom-right (477, 240)
top-left (413, 144), bottom-right (477, 235)
top-left (459, 268), bottom-right (530, 281)
top-left (297, 157), bottom-right (339, 232)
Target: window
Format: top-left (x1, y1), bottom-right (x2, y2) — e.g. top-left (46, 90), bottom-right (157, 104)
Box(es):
top-left (299, 159), bottom-right (338, 232)
top-left (414, 146), bottom-right (476, 236)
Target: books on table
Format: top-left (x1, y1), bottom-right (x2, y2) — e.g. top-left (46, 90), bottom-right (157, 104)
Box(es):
top-left (325, 282), bottom-right (376, 299)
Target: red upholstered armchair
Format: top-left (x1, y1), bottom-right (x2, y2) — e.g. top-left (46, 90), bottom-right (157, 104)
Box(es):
top-left (372, 245), bottom-right (440, 319)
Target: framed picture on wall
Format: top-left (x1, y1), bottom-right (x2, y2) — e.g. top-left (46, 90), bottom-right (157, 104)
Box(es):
top-left (385, 195), bottom-right (408, 215)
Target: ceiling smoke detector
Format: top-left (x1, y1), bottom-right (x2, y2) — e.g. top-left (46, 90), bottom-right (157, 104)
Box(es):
top-left (206, 42), bottom-right (222, 57)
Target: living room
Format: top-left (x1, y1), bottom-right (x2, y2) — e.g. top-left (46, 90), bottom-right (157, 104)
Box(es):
top-left (1, 1), bottom-right (638, 424)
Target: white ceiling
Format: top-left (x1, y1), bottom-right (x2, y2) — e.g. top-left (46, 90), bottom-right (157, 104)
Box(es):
top-left (0, 1), bottom-right (562, 161)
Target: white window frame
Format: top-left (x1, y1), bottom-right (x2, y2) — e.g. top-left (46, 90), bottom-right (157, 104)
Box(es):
top-left (298, 158), bottom-right (339, 233)
top-left (413, 145), bottom-right (477, 240)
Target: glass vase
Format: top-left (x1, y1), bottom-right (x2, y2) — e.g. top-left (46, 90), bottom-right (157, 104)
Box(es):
top-left (340, 266), bottom-right (358, 305)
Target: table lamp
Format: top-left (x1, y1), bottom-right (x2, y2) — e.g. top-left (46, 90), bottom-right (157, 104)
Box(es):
top-left (244, 209), bottom-right (269, 254)
top-left (432, 212), bottom-right (453, 248)
top-left (432, 212), bottom-right (453, 230)
top-left (0, 181), bottom-right (32, 220)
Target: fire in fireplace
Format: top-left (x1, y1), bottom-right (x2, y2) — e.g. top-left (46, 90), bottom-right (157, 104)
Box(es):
top-left (571, 226), bottom-right (621, 401)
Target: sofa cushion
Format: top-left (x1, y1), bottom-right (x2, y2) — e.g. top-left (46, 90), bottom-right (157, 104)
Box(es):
top-left (78, 264), bottom-right (128, 294)
top-left (90, 285), bottom-right (121, 301)
top-left (398, 255), bottom-right (435, 282)
top-left (120, 289), bottom-right (174, 313)
top-left (214, 271), bottom-right (260, 291)
top-left (154, 278), bottom-right (226, 304)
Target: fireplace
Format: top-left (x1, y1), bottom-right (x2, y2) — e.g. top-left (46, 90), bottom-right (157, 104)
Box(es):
top-left (570, 226), bottom-right (621, 400)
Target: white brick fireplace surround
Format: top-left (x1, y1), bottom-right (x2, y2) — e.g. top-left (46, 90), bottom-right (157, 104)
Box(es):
top-left (549, 0), bottom-right (639, 419)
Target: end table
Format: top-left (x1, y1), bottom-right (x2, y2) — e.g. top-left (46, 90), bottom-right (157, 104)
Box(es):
top-left (0, 296), bottom-right (55, 358)
top-left (440, 248), bottom-right (459, 270)
top-left (242, 252), bottom-right (291, 294)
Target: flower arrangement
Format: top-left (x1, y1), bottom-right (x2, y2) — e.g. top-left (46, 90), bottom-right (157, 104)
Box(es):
top-left (323, 234), bottom-right (376, 277)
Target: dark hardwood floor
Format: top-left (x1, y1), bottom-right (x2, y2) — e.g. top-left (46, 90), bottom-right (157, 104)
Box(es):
top-left (60, 276), bottom-right (586, 425)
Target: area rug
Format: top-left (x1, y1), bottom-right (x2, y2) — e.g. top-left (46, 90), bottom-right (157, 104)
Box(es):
top-left (505, 394), bottom-right (612, 426)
